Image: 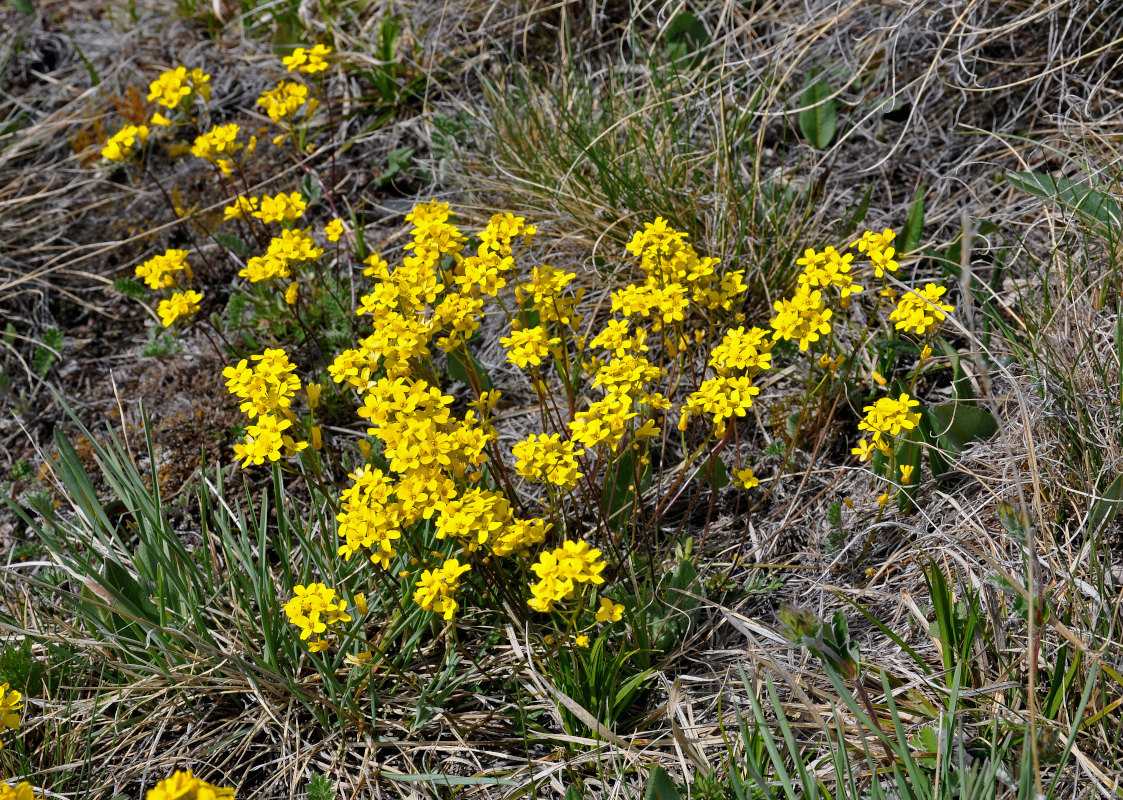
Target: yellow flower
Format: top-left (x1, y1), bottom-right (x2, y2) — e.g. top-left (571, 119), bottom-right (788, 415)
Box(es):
top-left (306, 382), bottom-right (322, 409)
top-left (223, 348), bottom-right (302, 418)
top-left (353, 593), bottom-right (369, 615)
top-left (528, 541), bottom-right (606, 613)
top-left (253, 191), bottom-right (306, 224)
top-left (191, 123), bottom-right (242, 163)
top-left (920, 344), bottom-right (933, 360)
top-left (345, 650), bottom-right (373, 667)
top-left (575, 635), bottom-right (590, 648)
top-left (284, 583), bottom-right (352, 642)
top-left (283, 44), bottom-right (332, 74)
top-left (858, 393), bottom-right (921, 444)
top-left (284, 282), bottom-right (299, 304)
top-left (101, 124), bottom-right (149, 161)
top-left (0, 782), bottom-right (35, 800)
top-left (889, 284), bottom-right (955, 336)
top-left (136, 249), bottom-right (190, 289)
top-left (256, 80), bottom-right (309, 122)
top-left (851, 439), bottom-right (876, 463)
top-left (324, 219), bottom-right (344, 242)
top-left (877, 493), bottom-right (890, 507)
top-left (900, 464), bottom-right (915, 484)
top-left (150, 112), bottom-right (171, 126)
top-left (0, 682), bottom-right (23, 734)
top-left (680, 375), bottom-right (760, 435)
top-left (512, 433), bottom-right (584, 490)
top-left (769, 285), bottom-right (833, 352)
top-left (147, 67), bottom-right (210, 110)
top-left (231, 414), bottom-right (308, 467)
top-left (871, 370), bottom-right (887, 386)
top-left (594, 598), bottom-right (625, 623)
top-left (223, 195), bottom-right (258, 221)
top-left (413, 559), bottom-right (471, 620)
top-left (145, 770), bottom-right (232, 800)
top-left (733, 467), bottom-right (759, 490)
top-left (501, 326), bottom-right (560, 369)
top-left (157, 290), bottom-right (202, 327)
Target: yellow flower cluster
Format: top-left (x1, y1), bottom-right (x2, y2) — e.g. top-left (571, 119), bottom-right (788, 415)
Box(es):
top-left (283, 44), bottom-right (332, 74)
top-left (0, 783), bottom-right (35, 800)
top-left (253, 191), bottom-right (306, 224)
top-left (796, 246), bottom-right (862, 302)
top-left (1, 681), bottom-right (22, 739)
top-left (101, 123), bottom-right (149, 161)
top-left (852, 393), bottom-right (921, 461)
top-left (191, 123), bottom-right (250, 175)
top-left (501, 325), bottom-right (559, 368)
top-left (146, 771), bottom-right (232, 800)
top-left (223, 349), bottom-right (308, 467)
top-left (889, 284), bottom-right (955, 336)
top-left (257, 81), bottom-right (313, 123)
top-left (681, 375), bottom-right (761, 436)
top-left (283, 583), bottom-right (352, 650)
top-left (512, 433), bottom-right (584, 490)
top-left (223, 195), bottom-right (259, 221)
top-left (620, 216), bottom-right (746, 318)
top-left (240, 229), bottom-right (323, 283)
top-left (769, 285), bottom-right (833, 351)
top-left (147, 66), bottom-right (210, 109)
top-left (136, 248), bottom-right (191, 289)
top-left (528, 541), bottom-right (606, 613)
top-left (708, 326), bottom-right (772, 374)
top-left (853, 228), bottom-right (898, 277)
top-left (157, 289), bottom-right (203, 327)
top-left (412, 559), bottom-right (471, 620)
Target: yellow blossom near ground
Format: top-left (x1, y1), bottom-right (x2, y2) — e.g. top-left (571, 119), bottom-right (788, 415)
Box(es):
top-left (101, 124), bottom-right (149, 161)
top-left (157, 290), bottom-right (202, 326)
top-left (136, 249), bottom-right (190, 289)
top-left (146, 771), bottom-right (231, 800)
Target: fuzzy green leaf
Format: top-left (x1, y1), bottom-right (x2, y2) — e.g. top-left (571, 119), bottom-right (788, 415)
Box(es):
top-left (1088, 474), bottom-right (1123, 534)
top-left (897, 185), bottom-right (925, 254)
top-left (213, 231), bottom-right (248, 256)
top-left (644, 766), bottom-right (682, 800)
top-left (924, 401), bottom-right (997, 455)
top-left (1006, 172), bottom-right (1122, 235)
top-left (798, 77), bottom-right (837, 149)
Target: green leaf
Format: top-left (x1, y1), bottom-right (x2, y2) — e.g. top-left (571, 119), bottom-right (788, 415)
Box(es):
top-left (894, 428), bottom-right (923, 512)
top-left (924, 401), bottom-right (998, 455)
top-left (10, 0), bottom-right (35, 16)
top-left (837, 185), bottom-right (872, 239)
top-left (113, 277), bottom-right (149, 300)
top-left (213, 231), bottom-right (248, 256)
top-left (602, 447), bottom-right (649, 527)
top-left (700, 454), bottom-right (729, 489)
top-left (798, 76), bottom-right (837, 149)
top-left (446, 348), bottom-right (493, 392)
top-left (32, 327), bottom-right (63, 376)
top-left (564, 787), bottom-right (582, 800)
top-left (373, 147), bottom-right (415, 188)
top-left (1005, 172), bottom-right (1122, 236)
top-left (1088, 474), bottom-right (1123, 535)
top-left (936, 338), bottom-right (975, 402)
top-left (645, 766), bottom-right (683, 800)
top-left (897, 185), bottom-right (925, 254)
top-left (664, 12), bottom-right (708, 64)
